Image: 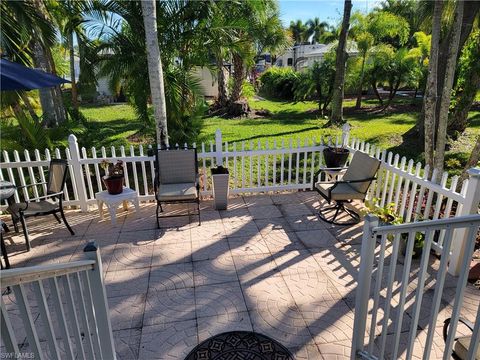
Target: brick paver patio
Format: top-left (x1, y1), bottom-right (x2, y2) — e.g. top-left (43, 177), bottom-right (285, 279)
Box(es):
top-left (1, 191), bottom-right (479, 359)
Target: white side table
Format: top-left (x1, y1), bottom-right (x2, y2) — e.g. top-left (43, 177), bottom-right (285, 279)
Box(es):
top-left (95, 188), bottom-right (139, 226)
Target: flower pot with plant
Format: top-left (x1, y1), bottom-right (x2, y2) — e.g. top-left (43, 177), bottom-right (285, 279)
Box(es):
top-left (100, 160), bottom-right (124, 195)
top-left (363, 199), bottom-right (425, 259)
top-left (211, 165), bottom-right (229, 210)
top-left (323, 145), bottom-right (350, 168)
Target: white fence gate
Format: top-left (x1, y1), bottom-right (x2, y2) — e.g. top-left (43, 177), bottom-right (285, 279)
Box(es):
top-left (352, 214), bottom-right (480, 359)
top-left (0, 243), bottom-right (116, 360)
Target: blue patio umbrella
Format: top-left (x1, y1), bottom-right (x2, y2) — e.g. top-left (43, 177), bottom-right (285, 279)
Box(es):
top-left (0, 58), bottom-right (70, 91)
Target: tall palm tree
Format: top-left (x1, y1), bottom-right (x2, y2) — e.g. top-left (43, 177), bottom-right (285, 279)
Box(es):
top-left (306, 17), bottom-right (329, 44)
top-left (289, 20), bottom-right (308, 45)
top-left (329, 0), bottom-right (352, 126)
top-left (423, 0), bottom-right (443, 171)
top-left (141, 0), bottom-right (168, 147)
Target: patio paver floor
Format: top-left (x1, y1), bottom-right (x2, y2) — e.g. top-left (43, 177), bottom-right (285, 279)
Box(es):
top-left (1, 192), bottom-right (479, 359)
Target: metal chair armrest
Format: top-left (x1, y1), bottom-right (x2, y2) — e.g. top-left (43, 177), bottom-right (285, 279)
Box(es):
top-left (25, 191), bottom-right (64, 203)
top-left (16, 182), bottom-right (48, 190)
top-left (334, 177), bottom-right (377, 185)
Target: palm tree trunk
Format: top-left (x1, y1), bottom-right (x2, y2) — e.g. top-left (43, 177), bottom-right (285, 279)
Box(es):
top-left (69, 31), bottom-right (78, 109)
top-left (423, 0), bottom-right (443, 173)
top-left (371, 81), bottom-right (383, 105)
top-left (355, 52), bottom-right (366, 109)
top-left (434, 0), bottom-right (464, 177)
top-left (330, 0), bottom-right (352, 126)
top-left (216, 55), bottom-right (228, 107)
top-left (230, 52), bottom-right (244, 103)
top-left (141, 0), bottom-right (169, 148)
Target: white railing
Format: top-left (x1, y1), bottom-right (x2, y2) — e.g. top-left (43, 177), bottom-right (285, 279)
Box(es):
top-left (2, 128), bottom-right (479, 273)
top-left (351, 214), bottom-right (480, 360)
top-left (0, 243), bottom-right (116, 360)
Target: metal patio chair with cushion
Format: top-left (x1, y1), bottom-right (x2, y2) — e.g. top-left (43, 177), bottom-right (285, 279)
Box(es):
top-left (8, 159), bottom-right (75, 250)
top-left (313, 150), bottom-right (381, 226)
top-left (443, 317), bottom-right (480, 359)
top-left (154, 148), bottom-right (201, 227)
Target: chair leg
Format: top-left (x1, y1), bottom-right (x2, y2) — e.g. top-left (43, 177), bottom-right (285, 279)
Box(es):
top-left (317, 202), bottom-right (361, 226)
top-left (197, 199), bottom-right (201, 226)
top-left (156, 203), bottom-right (160, 229)
top-left (19, 213), bottom-right (30, 251)
top-left (59, 209), bottom-right (75, 236)
top-left (53, 213), bottom-right (62, 224)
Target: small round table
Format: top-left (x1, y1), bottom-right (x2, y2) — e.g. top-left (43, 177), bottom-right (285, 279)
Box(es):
top-left (95, 188), bottom-right (139, 226)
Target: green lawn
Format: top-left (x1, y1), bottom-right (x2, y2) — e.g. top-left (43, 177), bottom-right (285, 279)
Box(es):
top-left (1, 97), bottom-right (478, 174)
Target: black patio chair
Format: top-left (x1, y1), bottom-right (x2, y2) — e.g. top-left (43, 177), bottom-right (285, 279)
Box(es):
top-left (313, 151), bottom-right (381, 225)
top-left (443, 317), bottom-right (479, 359)
top-left (8, 159), bottom-right (75, 250)
top-left (154, 148), bottom-right (201, 227)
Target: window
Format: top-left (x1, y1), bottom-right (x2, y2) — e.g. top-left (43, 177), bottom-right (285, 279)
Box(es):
top-left (287, 58), bottom-right (293, 66)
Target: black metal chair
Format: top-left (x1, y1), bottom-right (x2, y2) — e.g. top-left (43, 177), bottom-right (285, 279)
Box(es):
top-left (154, 148), bottom-right (201, 227)
top-left (8, 159), bottom-right (75, 250)
top-left (443, 317), bottom-right (479, 359)
top-left (313, 151), bottom-right (381, 225)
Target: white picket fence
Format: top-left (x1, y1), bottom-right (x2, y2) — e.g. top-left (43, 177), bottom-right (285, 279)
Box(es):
top-left (1, 127), bottom-right (479, 272)
top-left (352, 213), bottom-right (480, 360)
top-left (0, 243), bottom-right (116, 360)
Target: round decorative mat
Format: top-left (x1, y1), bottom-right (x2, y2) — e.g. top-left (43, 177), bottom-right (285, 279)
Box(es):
top-left (184, 331), bottom-right (295, 360)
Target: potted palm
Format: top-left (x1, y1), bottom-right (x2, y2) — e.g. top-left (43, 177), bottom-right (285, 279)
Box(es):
top-left (323, 144), bottom-right (350, 168)
top-left (211, 165), bottom-right (229, 210)
top-left (100, 160), bottom-right (124, 195)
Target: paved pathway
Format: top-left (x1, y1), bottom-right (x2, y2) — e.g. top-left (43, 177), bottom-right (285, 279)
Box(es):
top-left (1, 192), bottom-right (478, 359)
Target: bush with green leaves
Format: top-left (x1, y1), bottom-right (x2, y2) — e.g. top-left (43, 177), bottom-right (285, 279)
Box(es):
top-left (258, 67), bottom-right (298, 100)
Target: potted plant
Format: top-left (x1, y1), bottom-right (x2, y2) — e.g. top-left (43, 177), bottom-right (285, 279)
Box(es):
top-left (323, 144), bottom-right (350, 168)
top-left (211, 165), bottom-right (229, 210)
top-left (100, 160), bottom-right (124, 195)
top-left (363, 199), bottom-right (424, 259)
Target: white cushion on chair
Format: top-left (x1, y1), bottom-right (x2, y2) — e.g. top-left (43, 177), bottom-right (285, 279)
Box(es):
top-left (157, 183), bottom-right (197, 201)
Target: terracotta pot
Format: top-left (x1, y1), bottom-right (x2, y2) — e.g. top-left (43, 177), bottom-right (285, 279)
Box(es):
top-left (103, 175), bottom-right (124, 195)
top-left (323, 147), bottom-right (350, 168)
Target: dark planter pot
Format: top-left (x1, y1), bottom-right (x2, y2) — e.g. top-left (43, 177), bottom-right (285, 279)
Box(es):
top-left (400, 233), bottom-right (424, 259)
top-left (323, 147), bottom-right (350, 168)
top-left (103, 175), bottom-right (124, 195)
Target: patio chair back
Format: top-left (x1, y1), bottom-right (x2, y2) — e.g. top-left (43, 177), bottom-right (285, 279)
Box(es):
top-left (343, 151), bottom-right (381, 194)
top-left (47, 159), bottom-right (69, 195)
top-left (156, 149), bottom-right (198, 184)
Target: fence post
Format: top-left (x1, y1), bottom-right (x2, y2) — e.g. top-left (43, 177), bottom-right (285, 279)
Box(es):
top-left (215, 129), bottom-right (223, 166)
top-left (351, 214), bottom-right (378, 360)
top-left (68, 134), bottom-right (88, 212)
top-left (449, 167), bottom-right (480, 276)
top-left (342, 123), bottom-right (351, 147)
top-left (83, 242), bottom-right (116, 360)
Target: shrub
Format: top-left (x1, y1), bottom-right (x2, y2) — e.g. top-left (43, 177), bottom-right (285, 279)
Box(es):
top-left (259, 67), bottom-right (298, 100)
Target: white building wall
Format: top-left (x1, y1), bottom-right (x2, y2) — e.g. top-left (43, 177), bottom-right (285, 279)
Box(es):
top-left (192, 67), bottom-right (225, 98)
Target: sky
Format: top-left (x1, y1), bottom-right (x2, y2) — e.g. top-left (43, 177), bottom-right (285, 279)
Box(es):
top-left (278, 0), bottom-right (382, 26)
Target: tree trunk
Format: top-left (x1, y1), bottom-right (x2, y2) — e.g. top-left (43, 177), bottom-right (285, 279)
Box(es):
top-left (448, 68), bottom-right (480, 136)
top-left (371, 81), bottom-right (383, 105)
top-left (355, 52), bottom-right (366, 110)
top-left (230, 52), bottom-right (244, 103)
top-left (141, 0), bottom-right (169, 148)
top-left (329, 0), bottom-right (352, 126)
top-left (216, 55), bottom-right (228, 108)
top-left (69, 31), bottom-right (78, 109)
top-left (423, 0), bottom-right (443, 173)
top-left (459, 135), bottom-right (480, 186)
top-left (31, 40), bottom-right (66, 127)
top-left (434, 0), bottom-right (464, 177)
top-left (435, 0), bottom-right (480, 129)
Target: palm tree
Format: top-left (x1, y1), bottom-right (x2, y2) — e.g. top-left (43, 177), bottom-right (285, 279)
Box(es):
top-left (289, 20), bottom-right (308, 45)
top-left (306, 17), bottom-right (329, 44)
top-left (423, 0), bottom-right (443, 171)
top-left (329, 0), bottom-right (352, 126)
top-left (141, 0), bottom-right (169, 147)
